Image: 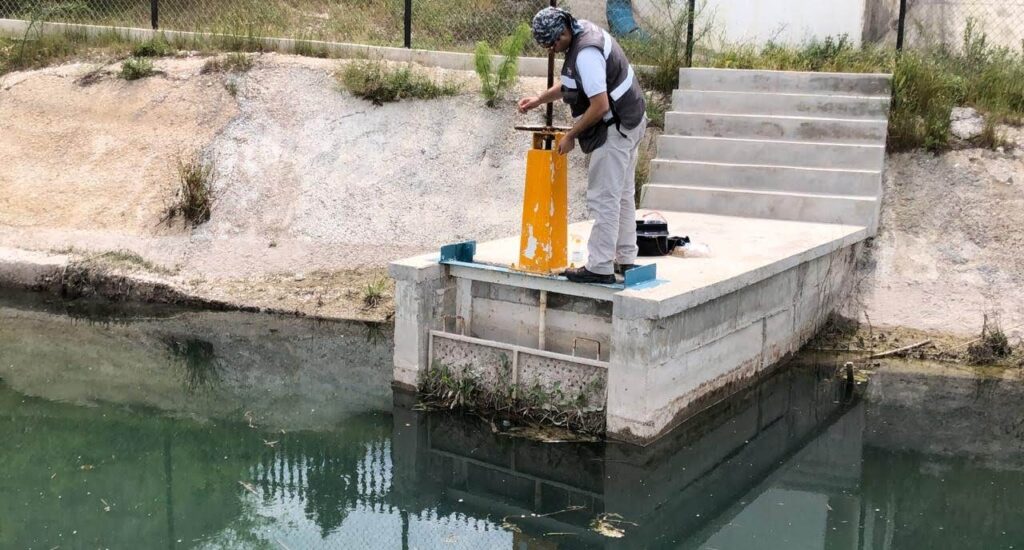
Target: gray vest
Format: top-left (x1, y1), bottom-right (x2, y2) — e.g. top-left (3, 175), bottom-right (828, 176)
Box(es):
top-left (560, 20), bottom-right (645, 153)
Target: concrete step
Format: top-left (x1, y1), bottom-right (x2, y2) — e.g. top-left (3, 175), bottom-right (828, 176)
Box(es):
top-left (672, 89), bottom-right (890, 120)
top-left (640, 184), bottom-right (878, 229)
top-left (657, 135), bottom-right (885, 171)
top-left (649, 160), bottom-right (881, 196)
top-left (678, 68), bottom-right (892, 96)
top-left (665, 112), bottom-right (889, 144)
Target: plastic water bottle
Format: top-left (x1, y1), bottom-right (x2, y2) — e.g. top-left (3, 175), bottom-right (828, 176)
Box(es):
top-left (570, 234), bottom-right (586, 265)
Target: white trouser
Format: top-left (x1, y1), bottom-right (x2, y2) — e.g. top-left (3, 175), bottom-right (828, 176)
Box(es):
top-left (585, 115), bottom-right (647, 275)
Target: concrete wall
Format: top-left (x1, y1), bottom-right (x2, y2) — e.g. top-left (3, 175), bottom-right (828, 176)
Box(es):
top-left (390, 258), bottom-right (614, 389)
top-left (637, 0), bottom-right (869, 46)
top-left (468, 281), bottom-right (613, 361)
top-left (607, 243), bottom-right (861, 443)
top-left (902, 0), bottom-right (1024, 50)
top-left (390, 257), bottom-right (456, 389)
top-left (580, 0), bottom-right (1021, 49)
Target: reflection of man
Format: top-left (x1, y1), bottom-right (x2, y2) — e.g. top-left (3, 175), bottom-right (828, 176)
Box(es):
top-left (517, 7), bottom-right (647, 284)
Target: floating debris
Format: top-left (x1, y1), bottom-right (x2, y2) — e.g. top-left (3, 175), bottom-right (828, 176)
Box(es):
top-left (590, 513), bottom-right (637, 538)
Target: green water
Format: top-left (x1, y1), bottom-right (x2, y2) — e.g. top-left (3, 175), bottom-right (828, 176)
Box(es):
top-left (2, 290), bottom-right (1024, 549)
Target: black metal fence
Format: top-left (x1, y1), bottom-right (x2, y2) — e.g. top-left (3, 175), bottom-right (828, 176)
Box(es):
top-left (2, 0), bottom-right (1022, 64)
top-left (0, 0), bottom-right (698, 63)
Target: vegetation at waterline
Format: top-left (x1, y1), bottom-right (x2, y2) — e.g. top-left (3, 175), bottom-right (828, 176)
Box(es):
top-left (811, 313), bottom-right (1023, 368)
top-left (421, 357), bottom-right (606, 435)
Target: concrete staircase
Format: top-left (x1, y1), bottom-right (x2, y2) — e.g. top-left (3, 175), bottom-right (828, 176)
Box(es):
top-left (642, 68), bottom-right (892, 233)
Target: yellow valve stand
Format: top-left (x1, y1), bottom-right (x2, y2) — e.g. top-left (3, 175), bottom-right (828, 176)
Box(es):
top-left (517, 131), bottom-right (569, 275)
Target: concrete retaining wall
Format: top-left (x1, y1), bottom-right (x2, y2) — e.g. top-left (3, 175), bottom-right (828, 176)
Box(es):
top-left (0, 19), bottom-right (556, 77)
top-left (607, 243), bottom-right (861, 443)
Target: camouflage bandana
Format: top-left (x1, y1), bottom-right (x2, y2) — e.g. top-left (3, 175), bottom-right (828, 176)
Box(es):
top-left (531, 7), bottom-right (583, 46)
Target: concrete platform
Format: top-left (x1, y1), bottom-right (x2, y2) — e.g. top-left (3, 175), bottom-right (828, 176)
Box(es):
top-left (391, 211), bottom-right (866, 443)
top-left (460, 210), bottom-right (865, 317)
top-left (391, 68), bottom-right (889, 445)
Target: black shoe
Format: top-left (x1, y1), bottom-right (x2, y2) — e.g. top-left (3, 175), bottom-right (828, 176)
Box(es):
top-left (563, 266), bottom-right (615, 284)
top-left (614, 263), bottom-right (635, 275)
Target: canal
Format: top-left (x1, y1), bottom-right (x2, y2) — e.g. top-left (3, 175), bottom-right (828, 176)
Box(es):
top-left (2, 289), bottom-right (1023, 549)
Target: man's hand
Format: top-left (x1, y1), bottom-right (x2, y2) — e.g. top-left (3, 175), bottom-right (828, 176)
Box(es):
top-left (517, 97), bottom-right (540, 114)
top-left (557, 135), bottom-right (576, 155)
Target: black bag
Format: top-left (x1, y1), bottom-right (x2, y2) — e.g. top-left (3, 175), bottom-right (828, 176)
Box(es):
top-left (636, 215), bottom-right (689, 256)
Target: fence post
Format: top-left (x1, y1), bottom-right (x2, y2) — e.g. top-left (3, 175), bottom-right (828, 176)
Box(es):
top-left (685, 0), bottom-right (696, 67)
top-left (545, 0), bottom-right (556, 132)
top-left (404, 0), bottom-right (412, 48)
top-left (151, 0), bottom-right (158, 30)
top-left (896, 0), bottom-right (907, 51)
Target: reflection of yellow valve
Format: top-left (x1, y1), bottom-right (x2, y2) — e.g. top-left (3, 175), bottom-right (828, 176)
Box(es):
top-left (517, 131), bottom-right (568, 275)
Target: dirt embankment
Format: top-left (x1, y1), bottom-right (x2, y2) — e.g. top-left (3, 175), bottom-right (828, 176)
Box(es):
top-left (855, 130), bottom-right (1024, 340)
top-left (1, 51), bottom-right (1022, 339)
top-left (0, 53), bottom-right (586, 321)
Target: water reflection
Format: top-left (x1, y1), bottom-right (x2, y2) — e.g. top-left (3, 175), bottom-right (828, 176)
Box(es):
top-left (3, 291), bottom-right (1024, 549)
top-left (0, 290), bottom-right (393, 430)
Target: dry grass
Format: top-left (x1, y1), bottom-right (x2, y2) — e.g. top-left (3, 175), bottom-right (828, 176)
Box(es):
top-left (967, 314), bottom-right (1013, 365)
top-left (201, 52), bottom-right (254, 74)
top-left (163, 153), bottom-right (215, 227)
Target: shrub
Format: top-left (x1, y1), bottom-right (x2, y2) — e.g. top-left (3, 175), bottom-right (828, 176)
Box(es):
top-left (474, 23), bottom-right (530, 107)
top-left (294, 40), bottom-right (331, 59)
top-left (132, 37), bottom-right (174, 57)
top-left (201, 52), bottom-right (254, 74)
top-left (888, 52), bottom-right (958, 152)
top-left (362, 278), bottom-right (388, 309)
top-left (120, 56), bottom-right (154, 80)
top-left (338, 60), bottom-right (460, 105)
top-left (967, 314), bottom-right (1013, 365)
top-left (164, 153), bottom-right (215, 227)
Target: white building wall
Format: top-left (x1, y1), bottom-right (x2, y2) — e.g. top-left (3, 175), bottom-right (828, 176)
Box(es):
top-left (568, 0), bottom-right (870, 47)
top-left (642, 0), bottom-right (868, 46)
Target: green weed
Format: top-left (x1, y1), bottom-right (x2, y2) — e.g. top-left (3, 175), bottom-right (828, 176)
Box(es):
top-left (474, 23), bottom-right (530, 107)
top-left (201, 52), bottom-right (254, 74)
top-left (644, 91), bottom-right (668, 130)
top-left (338, 60), bottom-right (460, 105)
top-left (120, 56), bottom-right (153, 80)
top-left (888, 52), bottom-right (958, 152)
top-left (634, 133), bottom-right (655, 208)
top-left (132, 36), bottom-right (174, 57)
top-left (421, 357), bottom-right (606, 435)
top-left (976, 115), bottom-right (1009, 150)
top-left (362, 277), bottom-right (388, 309)
top-left (293, 39), bottom-right (331, 59)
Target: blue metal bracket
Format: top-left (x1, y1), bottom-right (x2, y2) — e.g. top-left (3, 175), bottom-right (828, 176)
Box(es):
top-left (624, 263), bottom-right (657, 288)
top-left (439, 241), bottom-right (476, 264)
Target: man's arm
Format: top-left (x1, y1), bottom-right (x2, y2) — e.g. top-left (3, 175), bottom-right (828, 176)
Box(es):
top-left (559, 92), bottom-right (610, 154)
top-left (517, 83), bottom-right (564, 113)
